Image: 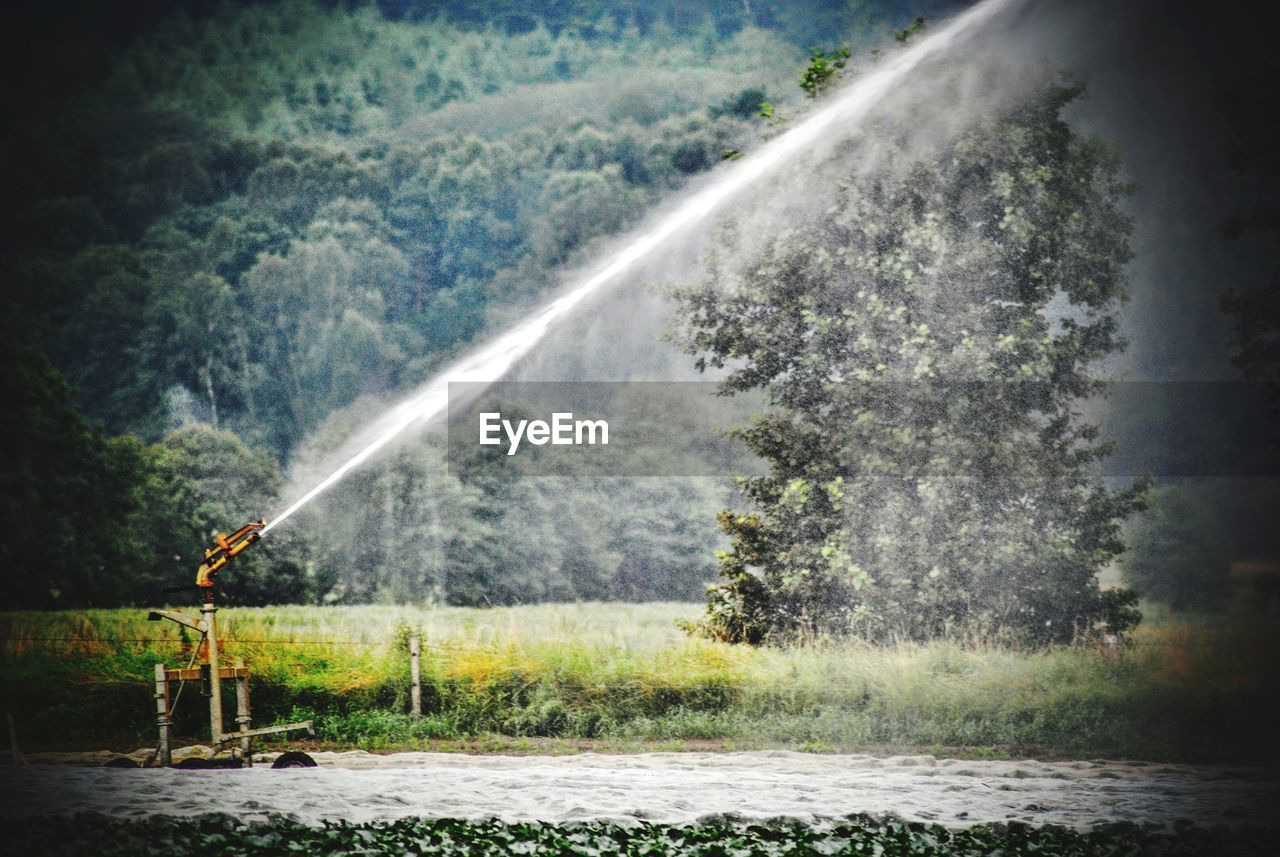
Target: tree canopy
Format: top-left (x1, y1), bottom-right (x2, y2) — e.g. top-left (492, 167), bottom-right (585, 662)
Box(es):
top-left (674, 75), bottom-right (1146, 645)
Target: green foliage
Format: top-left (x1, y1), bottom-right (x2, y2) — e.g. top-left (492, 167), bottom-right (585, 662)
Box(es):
top-left (893, 16), bottom-right (928, 45)
top-left (10, 812), bottom-right (1277, 857)
top-left (5, 2), bottom-right (793, 459)
top-left (674, 76), bottom-right (1147, 645)
top-left (0, 344), bottom-right (316, 608)
top-left (1123, 485), bottom-right (1232, 610)
top-left (9, 812), bottom-right (1279, 857)
top-left (1, 1), bottom-right (1148, 613)
top-left (100, 4), bottom-right (801, 141)
top-left (0, 343), bottom-right (151, 608)
top-left (1215, 16), bottom-right (1280, 435)
top-left (1097, 587), bottom-right (1143, 639)
top-left (711, 86), bottom-right (770, 119)
top-left (0, 0), bottom-right (806, 608)
top-left (798, 46), bottom-right (850, 98)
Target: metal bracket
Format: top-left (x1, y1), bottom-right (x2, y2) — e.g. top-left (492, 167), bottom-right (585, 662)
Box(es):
top-left (212, 720), bottom-right (314, 749)
top-left (147, 609), bottom-right (206, 633)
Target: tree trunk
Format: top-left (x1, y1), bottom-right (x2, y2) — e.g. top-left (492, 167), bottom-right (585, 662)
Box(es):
top-left (201, 358), bottom-right (219, 430)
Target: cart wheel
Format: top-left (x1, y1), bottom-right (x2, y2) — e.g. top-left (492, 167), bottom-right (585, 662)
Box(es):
top-left (174, 757), bottom-right (211, 769)
top-left (271, 751), bottom-right (317, 769)
top-left (103, 757), bottom-right (139, 768)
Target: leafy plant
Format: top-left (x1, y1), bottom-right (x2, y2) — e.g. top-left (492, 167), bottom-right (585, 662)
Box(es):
top-left (798, 46), bottom-right (850, 98)
top-left (8, 813), bottom-right (1278, 856)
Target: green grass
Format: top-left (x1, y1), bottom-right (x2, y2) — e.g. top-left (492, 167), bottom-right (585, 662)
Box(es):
top-left (2, 602), bottom-right (1276, 762)
top-left (9, 813), bottom-right (1279, 856)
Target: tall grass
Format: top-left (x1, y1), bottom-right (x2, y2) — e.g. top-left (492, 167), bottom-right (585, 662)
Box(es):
top-left (1, 603), bottom-right (1275, 761)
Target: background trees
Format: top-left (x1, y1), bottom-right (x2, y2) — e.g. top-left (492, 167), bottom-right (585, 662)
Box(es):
top-left (0, 344), bottom-right (147, 609)
top-left (1122, 485), bottom-right (1231, 611)
top-left (674, 76), bottom-right (1146, 645)
top-left (7, 1), bottom-right (1239, 621)
top-left (2, 0), bottom-right (830, 607)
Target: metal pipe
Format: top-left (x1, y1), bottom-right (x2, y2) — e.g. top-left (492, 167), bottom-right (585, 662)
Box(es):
top-left (214, 721), bottom-right (314, 744)
top-left (202, 600), bottom-right (222, 742)
top-left (234, 657), bottom-right (252, 766)
top-left (154, 663), bottom-right (172, 766)
top-left (410, 635), bottom-right (422, 717)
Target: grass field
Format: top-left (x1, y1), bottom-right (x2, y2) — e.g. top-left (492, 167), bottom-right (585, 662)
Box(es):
top-left (1, 602), bottom-right (1277, 762)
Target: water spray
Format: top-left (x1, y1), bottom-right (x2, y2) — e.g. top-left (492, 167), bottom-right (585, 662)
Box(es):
top-left (256, 0), bottom-right (1016, 537)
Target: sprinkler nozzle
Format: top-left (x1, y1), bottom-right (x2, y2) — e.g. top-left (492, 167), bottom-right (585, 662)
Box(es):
top-left (195, 519), bottom-right (267, 588)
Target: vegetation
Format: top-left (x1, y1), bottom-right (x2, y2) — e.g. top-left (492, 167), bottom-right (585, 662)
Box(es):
top-left (8, 10), bottom-right (792, 455)
top-left (3, 0), bottom-right (1243, 627)
top-left (1122, 485), bottom-right (1231, 610)
top-left (0, 343), bottom-right (312, 608)
top-left (10, 813), bottom-right (1279, 857)
top-left (3, 0), bottom-right (851, 608)
top-left (673, 75), bottom-right (1146, 645)
top-left (2, 602), bottom-right (1275, 762)
top-left (798, 47), bottom-right (851, 99)
top-left (1217, 10), bottom-right (1280, 427)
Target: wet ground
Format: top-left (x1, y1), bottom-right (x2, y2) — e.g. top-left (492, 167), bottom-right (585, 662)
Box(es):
top-left (2, 751), bottom-right (1276, 830)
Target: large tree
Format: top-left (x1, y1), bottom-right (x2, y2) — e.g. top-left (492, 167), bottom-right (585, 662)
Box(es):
top-left (675, 77), bottom-right (1145, 646)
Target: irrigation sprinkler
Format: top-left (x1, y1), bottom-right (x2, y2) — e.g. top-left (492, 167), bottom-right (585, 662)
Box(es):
top-left (136, 520), bottom-right (316, 769)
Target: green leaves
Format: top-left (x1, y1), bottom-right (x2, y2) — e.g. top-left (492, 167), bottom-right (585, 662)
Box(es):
top-left (799, 47), bottom-right (852, 100)
top-left (675, 72), bottom-right (1145, 646)
top-left (8, 813), bottom-right (1277, 856)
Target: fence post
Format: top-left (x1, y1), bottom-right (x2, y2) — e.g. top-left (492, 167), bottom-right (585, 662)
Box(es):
top-left (409, 634), bottom-right (422, 717)
top-left (154, 663), bottom-right (172, 767)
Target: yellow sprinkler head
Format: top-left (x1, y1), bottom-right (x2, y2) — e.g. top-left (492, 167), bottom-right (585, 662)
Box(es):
top-left (195, 519), bottom-right (268, 588)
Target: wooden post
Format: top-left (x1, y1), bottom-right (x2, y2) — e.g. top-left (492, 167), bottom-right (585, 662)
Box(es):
top-left (234, 657), bottom-right (252, 767)
top-left (154, 663), bottom-right (172, 767)
top-left (409, 635), bottom-right (422, 717)
top-left (1102, 633), bottom-right (1119, 660)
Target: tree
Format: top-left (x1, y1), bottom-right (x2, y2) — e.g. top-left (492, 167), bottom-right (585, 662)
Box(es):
top-left (134, 423), bottom-right (312, 606)
top-left (1218, 56), bottom-right (1280, 441)
top-left (674, 77), bottom-right (1145, 646)
top-left (0, 343), bottom-right (152, 608)
top-left (1122, 485), bottom-right (1230, 610)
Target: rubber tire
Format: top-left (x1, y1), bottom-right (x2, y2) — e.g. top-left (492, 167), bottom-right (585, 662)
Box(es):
top-left (104, 757), bottom-right (139, 768)
top-left (173, 757), bottom-right (211, 769)
top-left (271, 751), bottom-right (317, 769)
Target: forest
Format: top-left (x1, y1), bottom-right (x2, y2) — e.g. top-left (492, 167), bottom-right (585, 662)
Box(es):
top-left (3, 0), bottom-right (832, 608)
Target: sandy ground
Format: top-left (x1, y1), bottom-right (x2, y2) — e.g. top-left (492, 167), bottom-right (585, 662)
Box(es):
top-left (1, 750), bottom-right (1276, 830)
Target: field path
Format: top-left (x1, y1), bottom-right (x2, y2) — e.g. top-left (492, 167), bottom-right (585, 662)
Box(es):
top-left (2, 751), bottom-right (1276, 830)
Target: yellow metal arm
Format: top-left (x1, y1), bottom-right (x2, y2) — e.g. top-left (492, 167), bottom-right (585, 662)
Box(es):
top-left (195, 520), bottom-right (267, 588)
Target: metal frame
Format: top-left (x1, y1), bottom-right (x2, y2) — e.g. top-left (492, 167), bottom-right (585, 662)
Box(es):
top-left (148, 593), bottom-right (312, 766)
